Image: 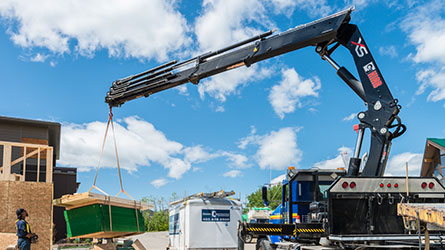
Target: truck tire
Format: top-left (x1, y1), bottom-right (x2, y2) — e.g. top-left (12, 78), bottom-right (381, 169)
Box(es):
top-left (243, 233), bottom-right (253, 243)
top-left (256, 238), bottom-right (272, 250)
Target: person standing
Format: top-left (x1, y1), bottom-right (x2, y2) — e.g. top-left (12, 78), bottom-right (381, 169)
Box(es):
top-left (15, 208), bottom-right (33, 250)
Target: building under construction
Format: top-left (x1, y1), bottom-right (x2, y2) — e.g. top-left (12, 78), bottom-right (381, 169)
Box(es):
top-left (0, 116), bottom-right (79, 249)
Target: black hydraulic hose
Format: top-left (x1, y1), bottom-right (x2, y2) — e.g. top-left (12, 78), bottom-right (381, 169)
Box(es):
top-left (388, 116), bottom-right (406, 139)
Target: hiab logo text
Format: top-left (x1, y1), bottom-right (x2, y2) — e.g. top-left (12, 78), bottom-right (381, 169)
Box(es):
top-left (363, 62), bottom-right (376, 73)
top-left (363, 61), bottom-right (382, 88)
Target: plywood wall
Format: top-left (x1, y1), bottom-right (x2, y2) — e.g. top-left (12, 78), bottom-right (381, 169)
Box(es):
top-left (0, 181), bottom-right (53, 250)
top-left (0, 232), bottom-right (16, 249)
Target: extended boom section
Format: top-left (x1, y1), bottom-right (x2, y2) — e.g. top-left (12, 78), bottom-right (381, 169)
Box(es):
top-left (105, 9), bottom-right (352, 107)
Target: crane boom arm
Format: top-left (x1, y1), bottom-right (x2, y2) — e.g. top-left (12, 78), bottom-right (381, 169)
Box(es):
top-left (105, 9), bottom-right (352, 106)
top-left (105, 8), bottom-right (406, 177)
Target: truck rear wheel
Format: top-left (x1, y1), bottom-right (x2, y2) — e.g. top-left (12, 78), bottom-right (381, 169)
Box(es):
top-left (243, 233), bottom-right (253, 243)
top-left (256, 238), bottom-right (272, 250)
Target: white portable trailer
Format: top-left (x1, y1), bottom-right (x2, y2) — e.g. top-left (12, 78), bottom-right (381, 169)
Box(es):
top-left (168, 192), bottom-right (242, 250)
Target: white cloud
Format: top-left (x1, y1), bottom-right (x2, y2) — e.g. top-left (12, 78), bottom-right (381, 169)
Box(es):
top-left (0, 0), bottom-right (190, 61)
top-left (342, 113), bottom-right (356, 121)
top-left (384, 152), bottom-right (423, 176)
top-left (59, 117), bottom-right (248, 179)
top-left (270, 0), bottom-right (332, 18)
top-left (192, 167), bottom-right (202, 172)
top-left (194, 0), bottom-right (273, 103)
top-left (269, 68), bottom-right (321, 119)
top-left (175, 85), bottom-right (189, 96)
top-left (197, 57), bottom-right (272, 102)
top-left (379, 45), bottom-right (398, 58)
top-left (215, 106), bottom-right (225, 112)
top-left (238, 126), bottom-right (260, 150)
top-left (401, 2), bottom-right (445, 64)
top-left (312, 146), bottom-right (352, 169)
top-left (60, 117), bottom-right (218, 179)
top-left (310, 148), bottom-right (423, 177)
top-left (240, 127), bottom-right (303, 170)
top-left (384, 0), bottom-right (417, 9)
top-left (270, 174), bottom-right (286, 186)
top-left (60, 117), bottom-right (185, 179)
top-left (223, 170), bottom-right (242, 178)
top-left (183, 146), bottom-right (216, 164)
top-left (416, 67), bottom-right (445, 102)
top-left (269, 0), bottom-right (298, 17)
top-left (344, 0), bottom-right (373, 9)
top-left (30, 53), bottom-right (49, 62)
top-left (401, 1), bottom-right (445, 102)
top-left (194, 0), bottom-right (269, 52)
top-left (151, 178), bottom-right (169, 188)
top-left (220, 152), bottom-right (251, 168)
top-left (256, 127), bottom-right (302, 170)
top-left (270, 0), bottom-right (373, 19)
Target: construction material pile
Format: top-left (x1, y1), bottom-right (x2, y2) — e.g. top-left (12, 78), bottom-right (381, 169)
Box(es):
top-left (54, 192), bottom-right (152, 238)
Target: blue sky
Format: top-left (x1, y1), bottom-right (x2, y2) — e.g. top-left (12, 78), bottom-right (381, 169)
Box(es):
top-left (0, 0), bottom-right (444, 202)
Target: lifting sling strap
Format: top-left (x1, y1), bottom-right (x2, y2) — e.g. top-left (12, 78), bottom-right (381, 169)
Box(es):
top-left (88, 107), bottom-right (134, 200)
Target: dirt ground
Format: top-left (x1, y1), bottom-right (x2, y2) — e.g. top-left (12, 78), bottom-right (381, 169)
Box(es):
top-left (126, 231), bottom-right (256, 250)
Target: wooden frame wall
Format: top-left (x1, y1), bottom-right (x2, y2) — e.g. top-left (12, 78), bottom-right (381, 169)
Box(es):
top-left (0, 140), bottom-right (53, 183)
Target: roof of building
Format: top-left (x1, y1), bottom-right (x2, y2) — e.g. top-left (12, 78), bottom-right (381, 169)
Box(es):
top-left (428, 138), bottom-right (445, 150)
top-left (0, 116), bottom-right (61, 159)
top-left (420, 138), bottom-right (445, 177)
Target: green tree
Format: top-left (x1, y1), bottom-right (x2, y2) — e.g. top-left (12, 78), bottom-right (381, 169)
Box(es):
top-left (146, 210), bottom-right (169, 231)
top-left (141, 193), bottom-right (178, 232)
top-left (246, 185), bottom-right (282, 211)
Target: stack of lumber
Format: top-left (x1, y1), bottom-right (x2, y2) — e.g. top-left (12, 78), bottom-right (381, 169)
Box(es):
top-left (0, 181), bottom-right (53, 250)
top-left (54, 192), bottom-right (152, 239)
top-left (398, 203), bottom-right (445, 228)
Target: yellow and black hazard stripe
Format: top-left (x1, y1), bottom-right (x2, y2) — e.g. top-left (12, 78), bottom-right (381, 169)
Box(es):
top-left (247, 227), bottom-right (283, 233)
top-left (295, 228), bottom-right (325, 233)
top-left (244, 223), bottom-right (295, 235)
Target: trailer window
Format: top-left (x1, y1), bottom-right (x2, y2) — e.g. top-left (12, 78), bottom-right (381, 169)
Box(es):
top-left (169, 213), bottom-right (179, 235)
top-left (319, 185), bottom-right (330, 199)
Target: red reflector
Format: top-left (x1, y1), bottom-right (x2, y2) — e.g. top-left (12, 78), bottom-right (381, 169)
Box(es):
top-left (429, 182), bottom-right (435, 189)
top-left (342, 182), bottom-right (348, 189)
top-left (353, 124), bottom-right (359, 133)
top-left (387, 183), bottom-right (391, 188)
top-left (350, 182), bottom-right (356, 189)
top-left (421, 182), bottom-right (427, 189)
top-left (394, 183), bottom-right (398, 188)
top-left (380, 183), bottom-right (384, 188)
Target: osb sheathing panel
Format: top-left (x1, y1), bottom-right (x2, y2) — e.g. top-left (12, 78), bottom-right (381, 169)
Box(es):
top-left (0, 232), bottom-right (17, 249)
top-left (0, 181), bottom-right (53, 250)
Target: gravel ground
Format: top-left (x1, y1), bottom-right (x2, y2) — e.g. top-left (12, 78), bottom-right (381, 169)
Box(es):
top-left (126, 231), bottom-right (256, 250)
top-left (126, 231), bottom-right (169, 249)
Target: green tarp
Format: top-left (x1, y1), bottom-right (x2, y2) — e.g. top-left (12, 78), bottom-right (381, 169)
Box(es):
top-left (253, 207), bottom-right (271, 210)
top-left (64, 204), bottom-right (145, 238)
